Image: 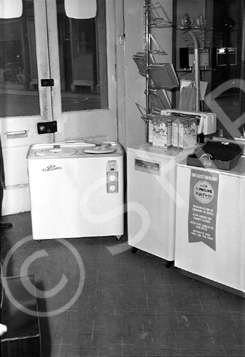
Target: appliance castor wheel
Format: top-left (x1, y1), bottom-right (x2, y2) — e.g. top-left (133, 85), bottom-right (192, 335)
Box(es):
top-left (165, 261), bottom-right (174, 268)
top-left (131, 247), bottom-right (138, 254)
top-left (116, 235), bottom-right (122, 241)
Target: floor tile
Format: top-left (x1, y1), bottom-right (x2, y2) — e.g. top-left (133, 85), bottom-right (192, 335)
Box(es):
top-left (1, 212), bottom-right (245, 357)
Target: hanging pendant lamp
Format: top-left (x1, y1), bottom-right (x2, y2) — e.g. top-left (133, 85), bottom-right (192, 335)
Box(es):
top-left (65, 0), bottom-right (97, 19)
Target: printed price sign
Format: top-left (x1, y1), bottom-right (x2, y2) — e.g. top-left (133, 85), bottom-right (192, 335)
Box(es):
top-left (188, 169), bottom-right (219, 250)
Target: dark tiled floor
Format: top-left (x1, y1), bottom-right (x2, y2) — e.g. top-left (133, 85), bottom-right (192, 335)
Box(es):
top-left (1, 212), bottom-right (245, 357)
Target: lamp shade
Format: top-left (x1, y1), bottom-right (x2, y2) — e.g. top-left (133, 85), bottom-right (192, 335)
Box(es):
top-left (0, 0), bottom-right (23, 19)
top-left (65, 0), bottom-right (97, 19)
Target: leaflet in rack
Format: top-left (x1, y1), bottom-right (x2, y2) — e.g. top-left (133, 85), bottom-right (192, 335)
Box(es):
top-left (149, 88), bottom-right (171, 112)
top-left (132, 52), bottom-right (147, 76)
top-left (149, 63), bottom-right (179, 89)
top-left (132, 52), bottom-right (155, 77)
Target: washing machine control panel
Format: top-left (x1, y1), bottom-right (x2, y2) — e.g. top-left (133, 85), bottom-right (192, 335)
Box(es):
top-left (107, 160), bottom-right (119, 193)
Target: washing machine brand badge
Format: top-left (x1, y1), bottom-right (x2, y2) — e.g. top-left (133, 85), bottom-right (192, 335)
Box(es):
top-left (43, 164), bottom-right (62, 171)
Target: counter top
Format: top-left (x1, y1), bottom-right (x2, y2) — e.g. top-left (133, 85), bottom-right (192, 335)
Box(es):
top-left (178, 155), bottom-right (245, 178)
top-left (127, 143), bottom-right (195, 159)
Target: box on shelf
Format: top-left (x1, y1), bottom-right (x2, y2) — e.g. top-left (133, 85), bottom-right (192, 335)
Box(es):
top-left (148, 113), bottom-right (198, 150)
top-left (172, 117), bottom-right (181, 148)
top-left (148, 116), bottom-right (154, 143)
top-left (178, 117), bottom-right (198, 149)
top-left (164, 115), bottom-right (198, 150)
top-left (152, 115), bottom-right (172, 148)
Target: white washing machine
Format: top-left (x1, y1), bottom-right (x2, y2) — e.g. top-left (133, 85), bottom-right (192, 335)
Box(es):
top-left (27, 141), bottom-right (124, 240)
top-left (127, 144), bottom-right (193, 262)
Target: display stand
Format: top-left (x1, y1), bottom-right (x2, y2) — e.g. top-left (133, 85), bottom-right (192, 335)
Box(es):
top-left (133, 0), bottom-right (177, 130)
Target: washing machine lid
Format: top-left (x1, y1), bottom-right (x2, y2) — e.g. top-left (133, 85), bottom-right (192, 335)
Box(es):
top-left (27, 141), bottom-right (123, 159)
top-left (35, 146), bottom-right (78, 157)
top-left (83, 144), bottom-right (116, 154)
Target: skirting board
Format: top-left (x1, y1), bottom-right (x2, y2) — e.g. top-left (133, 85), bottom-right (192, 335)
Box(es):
top-left (181, 270), bottom-right (245, 298)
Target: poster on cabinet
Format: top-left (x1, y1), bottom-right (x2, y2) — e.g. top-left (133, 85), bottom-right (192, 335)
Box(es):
top-left (188, 169), bottom-right (219, 251)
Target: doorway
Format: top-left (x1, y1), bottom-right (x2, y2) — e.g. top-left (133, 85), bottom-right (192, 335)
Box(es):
top-left (0, 0), bottom-right (118, 215)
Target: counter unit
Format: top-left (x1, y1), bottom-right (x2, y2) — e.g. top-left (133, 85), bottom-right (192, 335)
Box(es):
top-left (174, 156), bottom-right (245, 296)
top-left (127, 144), bottom-right (193, 263)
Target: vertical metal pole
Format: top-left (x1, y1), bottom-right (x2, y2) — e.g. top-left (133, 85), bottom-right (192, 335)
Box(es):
top-left (144, 0), bottom-right (151, 116)
top-left (188, 30), bottom-right (200, 111)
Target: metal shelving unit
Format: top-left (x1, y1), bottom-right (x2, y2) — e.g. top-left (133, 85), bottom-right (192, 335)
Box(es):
top-left (133, 1), bottom-right (176, 131)
top-left (143, 0), bottom-right (172, 120)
